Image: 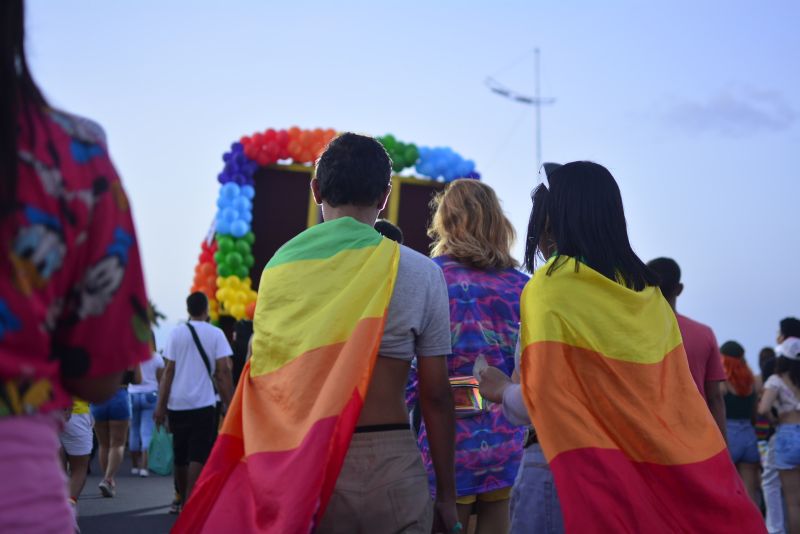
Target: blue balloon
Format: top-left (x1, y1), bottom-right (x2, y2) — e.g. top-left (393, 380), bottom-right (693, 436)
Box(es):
top-left (216, 218), bottom-right (231, 235)
top-left (241, 185), bottom-right (255, 200)
top-left (221, 182), bottom-right (240, 199)
top-left (232, 196), bottom-right (249, 211)
top-left (221, 208), bottom-right (238, 223)
top-left (241, 211), bottom-right (253, 223)
top-left (230, 220), bottom-right (248, 238)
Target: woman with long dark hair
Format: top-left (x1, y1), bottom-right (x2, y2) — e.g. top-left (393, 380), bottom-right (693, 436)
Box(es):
top-left (0, 1), bottom-right (150, 530)
top-left (759, 319), bottom-right (800, 533)
top-left (481, 161), bottom-right (764, 533)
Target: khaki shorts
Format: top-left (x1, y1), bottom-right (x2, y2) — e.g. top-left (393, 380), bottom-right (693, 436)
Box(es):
top-left (317, 429), bottom-right (433, 534)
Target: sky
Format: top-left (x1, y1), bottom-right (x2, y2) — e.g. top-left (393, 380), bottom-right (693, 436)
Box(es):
top-left (26, 1), bottom-right (799, 367)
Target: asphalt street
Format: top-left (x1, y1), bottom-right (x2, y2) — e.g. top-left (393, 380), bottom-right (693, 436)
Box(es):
top-left (78, 455), bottom-right (177, 534)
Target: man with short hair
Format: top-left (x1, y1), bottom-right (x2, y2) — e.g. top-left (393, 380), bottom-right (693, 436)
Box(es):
top-left (174, 134), bottom-right (458, 534)
top-left (648, 258), bottom-right (727, 436)
top-left (154, 292), bottom-right (234, 507)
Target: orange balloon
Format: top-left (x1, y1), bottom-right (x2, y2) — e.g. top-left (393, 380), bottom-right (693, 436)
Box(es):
top-left (245, 301), bottom-right (257, 320)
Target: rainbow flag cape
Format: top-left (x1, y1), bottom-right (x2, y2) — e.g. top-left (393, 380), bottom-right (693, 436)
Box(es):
top-left (519, 258), bottom-right (764, 534)
top-left (174, 217), bottom-right (399, 533)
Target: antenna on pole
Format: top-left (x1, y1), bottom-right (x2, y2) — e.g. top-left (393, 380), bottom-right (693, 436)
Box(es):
top-left (485, 47), bottom-right (555, 169)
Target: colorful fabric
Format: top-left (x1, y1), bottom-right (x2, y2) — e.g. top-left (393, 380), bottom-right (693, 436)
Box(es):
top-left (174, 217), bottom-right (399, 533)
top-left (519, 257), bottom-right (764, 534)
top-left (0, 107), bottom-right (150, 417)
top-left (415, 256), bottom-right (528, 497)
top-left (71, 398), bottom-right (90, 415)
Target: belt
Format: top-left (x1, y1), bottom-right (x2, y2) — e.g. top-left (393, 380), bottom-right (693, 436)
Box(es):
top-left (523, 429), bottom-right (538, 448)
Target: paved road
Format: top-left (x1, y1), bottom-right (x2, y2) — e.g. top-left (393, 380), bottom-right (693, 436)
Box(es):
top-left (78, 455), bottom-right (177, 534)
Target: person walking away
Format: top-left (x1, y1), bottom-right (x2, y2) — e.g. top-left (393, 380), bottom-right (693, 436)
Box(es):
top-left (757, 347), bottom-right (785, 534)
top-left (60, 398), bottom-right (94, 524)
top-left (720, 341), bottom-right (762, 505)
top-left (0, 1), bottom-right (151, 529)
top-left (417, 179), bottom-right (527, 534)
top-left (91, 365), bottom-right (141, 497)
top-left (154, 292), bottom-right (234, 509)
top-left (759, 318), bottom-right (800, 533)
top-left (647, 257), bottom-right (727, 436)
top-left (512, 161), bottom-right (764, 532)
top-left (173, 133), bottom-right (458, 534)
top-left (129, 345), bottom-right (164, 477)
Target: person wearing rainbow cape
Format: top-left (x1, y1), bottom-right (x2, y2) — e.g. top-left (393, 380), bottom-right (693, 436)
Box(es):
top-left (479, 161), bottom-right (765, 533)
top-left (174, 133), bottom-right (460, 533)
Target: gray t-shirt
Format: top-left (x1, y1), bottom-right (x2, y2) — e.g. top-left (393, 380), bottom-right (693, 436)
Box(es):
top-left (379, 245), bottom-right (451, 360)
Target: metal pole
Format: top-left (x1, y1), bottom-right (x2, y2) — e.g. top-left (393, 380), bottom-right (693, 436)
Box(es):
top-left (535, 47), bottom-right (541, 169)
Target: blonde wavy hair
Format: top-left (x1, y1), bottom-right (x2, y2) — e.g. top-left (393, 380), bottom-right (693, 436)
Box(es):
top-left (428, 179), bottom-right (517, 270)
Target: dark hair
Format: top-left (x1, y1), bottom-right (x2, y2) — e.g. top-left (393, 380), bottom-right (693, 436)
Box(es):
top-left (720, 340), bottom-right (745, 358)
top-left (186, 292), bottom-right (209, 317)
top-left (315, 133), bottom-right (392, 207)
top-left (780, 317), bottom-right (800, 339)
top-left (647, 257), bottom-right (681, 299)
top-left (760, 350), bottom-right (776, 381)
top-left (1, 0), bottom-right (48, 217)
top-left (374, 219), bottom-right (403, 244)
top-left (524, 161), bottom-right (659, 291)
top-left (776, 357), bottom-right (800, 389)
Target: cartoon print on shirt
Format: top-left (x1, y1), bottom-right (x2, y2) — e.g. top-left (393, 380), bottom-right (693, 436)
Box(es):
top-left (0, 299), bottom-right (21, 341)
top-left (10, 206), bottom-right (67, 295)
top-left (17, 149), bottom-right (109, 221)
top-left (72, 228), bottom-right (133, 319)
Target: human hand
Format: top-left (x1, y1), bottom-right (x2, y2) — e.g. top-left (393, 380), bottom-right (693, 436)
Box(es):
top-left (431, 498), bottom-right (460, 533)
top-left (478, 367), bottom-right (512, 403)
top-left (153, 405), bottom-right (166, 428)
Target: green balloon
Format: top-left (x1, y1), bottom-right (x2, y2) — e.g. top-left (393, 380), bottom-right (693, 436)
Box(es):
top-left (235, 240), bottom-right (250, 255)
top-left (236, 266), bottom-right (249, 279)
top-left (214, 251), bottom-right (223, 264)
top-left (217, 263), bottom-right (231, 277)
top-left (244, 232), bottom-right (255, 245)
top-left (227, 252), bottom-right (242, 268)
top-left (381, 134), bottom-right (397, 150)
top-left (217, 236), bottom-right (233, 253)
top-left (244, 253), bottom-right (255, 267)
top-left (405, 144), bottom-right (419, 164)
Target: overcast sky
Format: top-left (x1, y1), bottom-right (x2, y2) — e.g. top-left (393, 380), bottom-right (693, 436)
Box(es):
top-left (26, 0), bottom-right (799, 367)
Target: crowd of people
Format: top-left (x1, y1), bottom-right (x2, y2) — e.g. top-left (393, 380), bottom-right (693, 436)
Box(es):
top-left (1, 1), bottom-right (799, 533)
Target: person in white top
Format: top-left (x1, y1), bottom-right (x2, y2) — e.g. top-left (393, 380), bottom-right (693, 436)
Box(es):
top-left (154, 292), bottom-right (234, 509)
top-left (128, 347), bottom-right (165, 477)
top-left (758, 320), bottom-right (800, 534)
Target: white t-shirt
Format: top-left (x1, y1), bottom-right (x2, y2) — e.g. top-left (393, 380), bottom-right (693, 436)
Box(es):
top-left (164, 321), bottom-right (232, 411)
top-left (128, 352), bottom-right (165, 394)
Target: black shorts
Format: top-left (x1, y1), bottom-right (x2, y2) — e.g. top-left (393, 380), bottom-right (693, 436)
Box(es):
top-left (168, 406), bottom-right (217, 466)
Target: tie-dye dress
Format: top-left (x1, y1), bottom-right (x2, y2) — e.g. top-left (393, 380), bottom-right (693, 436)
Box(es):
top-left (414, 255), bottom-right (528, 498)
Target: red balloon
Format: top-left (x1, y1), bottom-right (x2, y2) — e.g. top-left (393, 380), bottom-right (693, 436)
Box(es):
top-left (264, 128), bottom-right (277, 142)
top-left (245, 301), bottom-right (257, 320)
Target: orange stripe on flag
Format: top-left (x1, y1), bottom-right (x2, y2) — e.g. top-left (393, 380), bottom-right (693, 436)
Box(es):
top-left (522, 341), bottom-right (725, 465)
top-left (225, 315), bottom-right (385, 454)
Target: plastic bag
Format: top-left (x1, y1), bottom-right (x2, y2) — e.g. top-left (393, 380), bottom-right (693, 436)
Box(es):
top-left (148, 425), bottom-right (174, 476)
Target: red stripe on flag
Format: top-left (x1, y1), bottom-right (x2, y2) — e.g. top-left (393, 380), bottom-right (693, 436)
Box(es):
top-left (549, 448), bottom-right (765, 534)
top-left (173, 390), bottom-right (364, 533)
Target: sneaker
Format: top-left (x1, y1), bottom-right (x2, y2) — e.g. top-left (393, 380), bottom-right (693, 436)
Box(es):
top-left (138, 469), bottom-right (149, 478)
top-left (98, 479), bottom-right (115, 498)
top-left (130, 468), bottom-right (140, 476)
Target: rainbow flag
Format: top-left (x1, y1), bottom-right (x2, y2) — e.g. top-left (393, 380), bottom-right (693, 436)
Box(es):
top-left (519, 258), bottom-right (764, 534)
top-left (174, 217), bottom-right (399, 533)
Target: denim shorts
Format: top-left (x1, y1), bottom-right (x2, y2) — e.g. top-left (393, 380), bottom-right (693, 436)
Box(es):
top-left (90, 388), bottom-right (132, 421)
top-left (725, 419), bottom-right (760, 464)
top-left (775, 423), bottom-right (800, 470)
top-left (510, 444), bottom-right (564, 534)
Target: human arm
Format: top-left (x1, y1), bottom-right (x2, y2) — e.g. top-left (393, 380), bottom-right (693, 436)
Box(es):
top-left (154, 359), bottom-right (174, 427)
top-left (479, 367), bottom-right (531, 427)
top-left (132, 364), bottom-right (142, 385)
top-left (758, 385), bottom-right (779, 417)
top-left (704, 380), bottom-right (726, 440)
top-left (214, 356), bottom-right (234, 409)
top-left (417, 355), bottom-right (458, 533)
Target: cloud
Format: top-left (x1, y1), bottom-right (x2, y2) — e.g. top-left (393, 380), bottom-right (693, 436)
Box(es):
top-left (662, 86), bottom-right (796, 137)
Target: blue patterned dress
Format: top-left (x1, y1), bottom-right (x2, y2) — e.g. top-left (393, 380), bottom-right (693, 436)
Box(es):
top-left (413, 255), bottom-right (528, 497)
